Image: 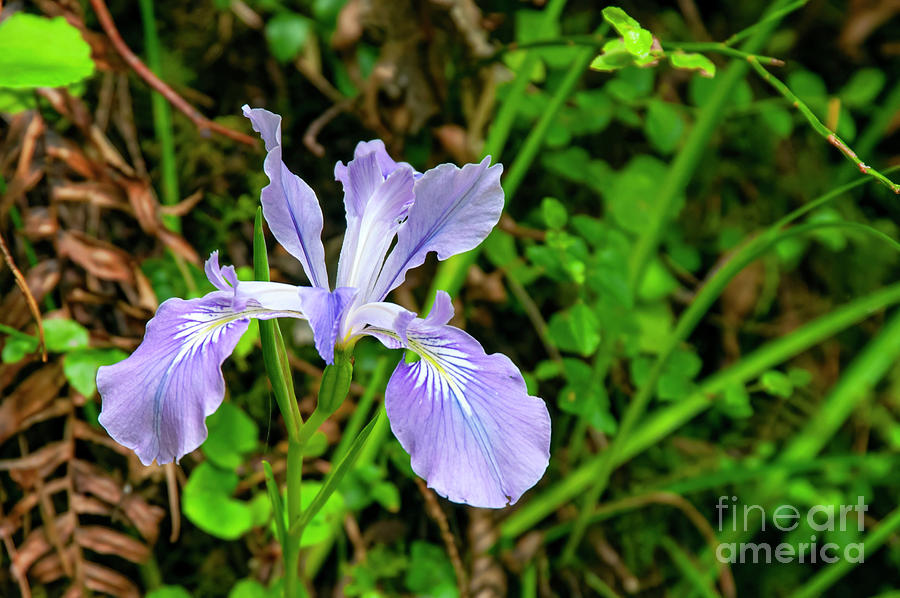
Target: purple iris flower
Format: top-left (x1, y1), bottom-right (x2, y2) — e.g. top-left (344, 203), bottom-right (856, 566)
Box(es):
top-left (97, 106), bottom-right (551, 508)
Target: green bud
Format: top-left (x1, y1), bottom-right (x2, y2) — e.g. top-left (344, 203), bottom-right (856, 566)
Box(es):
top-left (318, 351), bottom-right (353, 415)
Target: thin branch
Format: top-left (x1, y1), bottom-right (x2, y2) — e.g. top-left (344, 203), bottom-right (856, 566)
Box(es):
top-left (0, 231), bottom-right (46, 361)
top-left (303, 99), bottom-right (354, 157)
top-left (748, 56), bottom-right (900, 194)
top-left (723, 0), bottom-right (809, 47)
top-left (415, 478), bottom-right (469, 598)
top-left (661, 42), bottom-right (784, 66)
top-left (88, 0), bottom-right (256, 147)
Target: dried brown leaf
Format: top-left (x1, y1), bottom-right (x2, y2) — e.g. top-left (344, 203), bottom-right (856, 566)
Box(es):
top-left (75, 526), bottom-right (149, 563)
top-left (58, 231), bottom-right (135, 283)
top-left (0, 364), bottom-right (66, 445)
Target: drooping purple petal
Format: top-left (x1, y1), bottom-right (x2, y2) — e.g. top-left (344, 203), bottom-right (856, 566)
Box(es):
top-left (97, 287), bottom-right (305, 466)
top-left (372, 158), bottom-right (504, 301)
top-left (243, 105), bottom-right (328, 288)
top-left (297, 286), bottom-right (358, 364)
top-left (380, 316), bottom-right (551, 508)
top-left (98, 255), bottom-right (308, 465)
top-left (334, 149), bottom-right (415, 300)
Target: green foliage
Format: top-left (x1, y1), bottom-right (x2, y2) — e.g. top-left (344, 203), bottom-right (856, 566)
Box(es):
top-left (183, 462), bottom-right (270, 540)
top-left (62, 348), bottom-right (128, 396)
top-left (0, 14), bottom-right (94, 88)
top-left (265, 12), bottom-right (312, 63)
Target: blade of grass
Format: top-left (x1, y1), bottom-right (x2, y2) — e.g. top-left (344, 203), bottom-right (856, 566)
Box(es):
top-left (789, 505), bottom-right (900, 598)
top-left (501, 279), bottom-right (900, 540)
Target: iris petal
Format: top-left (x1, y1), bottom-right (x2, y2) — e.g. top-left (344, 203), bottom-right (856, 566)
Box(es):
top-left (379, 313), bottom-right (551, 508)
top-left (243, 106), bottom-right (329, 288)
top-left (335, 149), bottom-right (415, 300)
top-left (372, 158), bottom-right (503, 301)
top-left (297, 286), bottom-right (358, 364)
top-left (97, 256), bottom-right (306, 465)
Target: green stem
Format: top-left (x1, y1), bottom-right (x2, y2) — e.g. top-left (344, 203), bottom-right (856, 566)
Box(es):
top-left (748, 57), bottom-right (900, 194)
top-left (138, 0), bottom-right (180, 228)
top-left (284, 440), bottom-right (304, 598)
top-left (628, 0), bottom-right (797, 294)
top-left (661, 41), bottom-right (784, 66)
top-left (426, 23), bottom-right (598, 313)
top-left (333, 356), bottom-right (388, 462)
top-left (722, 0), bottom-right (809, 47)
top-left (504, 243), bottom-right (900, 542)
top-left (789, 505), bottom-right (900, 598)
top-left (481, 0), bottom-right (568, 162)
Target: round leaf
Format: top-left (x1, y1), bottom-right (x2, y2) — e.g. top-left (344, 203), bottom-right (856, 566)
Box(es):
top-left (0, 14), bottom-right (95, 89)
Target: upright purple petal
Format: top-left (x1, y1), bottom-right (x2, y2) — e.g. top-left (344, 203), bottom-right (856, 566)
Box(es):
top-left (334, 140), bottom-right (417, 190)
top-left (297, 286), bottom-right (358, 364)
top-left (372, 158), bottom-right (504, 301)
top-left (243, 105), bottom-right (328, 288)
top-left (334, 148), bottom-right (415, 301)
top-left (381, 316), bottom-right (550, 508)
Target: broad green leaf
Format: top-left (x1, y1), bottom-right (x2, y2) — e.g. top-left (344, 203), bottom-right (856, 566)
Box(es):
top-left (839, 68), bottom-right (885, 108)
top-left (760, 370), bottom-right (793, 398)
top-left (291, 481), bottom-right (345, 547)
top-left (559, 358), bottom-right (616, 433)
top-left (203, 402), bottom-right (258, 469)
top-left (405, 541), bottom-right (459, 598)
top-left (590, 39), bottom-right (636, 72)
top-left (43, 319), bottom-right (90, 353)
top-left (548, 303), bottom-right (601, 356)
top-left (183, 463), bottom-right (254, 540)
top-left (0, 14), bottom-right (95, 89)
top-left (2, 335), bottom-right (38, 363)
top-left (146, 586), bottom-right (193, 598)
top-left (644, 100), bottom-right (685, 154)
top-left (637, 258), bottom-right (678, 302)
top-left (759, 105), bottom-right (794, 138)
top-left (229, 579), bottom-right (276, 598)
top-left (608, 155), bottom-right (682, 234)
top-left (63, 348), bottom-right (127, 396)
top-left (540, 197), bottom-right (567, 229)
top-left (265, 12), bottom-right (312, 63)
top-left (719, 383), bottom-right (753, 419)
top-left (668, 52), bottom-right (716, 78)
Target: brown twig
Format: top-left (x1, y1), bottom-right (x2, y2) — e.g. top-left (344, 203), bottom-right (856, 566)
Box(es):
top-left (88, 0), bottom-right (256, 147)
top-left (415, 478), bottom-right (468, 598)
top-left (0, 231), bottom-right (47, 361)
top-left (303, 99), bottom-right (354, 157)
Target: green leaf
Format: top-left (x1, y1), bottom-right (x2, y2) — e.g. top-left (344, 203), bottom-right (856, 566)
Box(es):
top-left (229, 579), bottom-right (276, 598)
top-left (602, 7), bottom-right (653, 57)
top-left (203, 402), bottom-right (258, 469)
top-left (548, 303), bottom-right (601, 356)
top-left (759, 104), bottom-right (794, 138)
top-left (183, 463), bottom-right (254, 540)
top-left (265, 12), bottom-right (312, 63)
top-left (0, 14), bottom-right (95, 89)
top-left (839, 68), bottom-right (885, 108)
top-left (405, 541), bottom-right (459, 598)
top-left (644, 100), bottom-right (685, 154)
top-left (668, 52), bottom-right (716, 78)
top-left (719, 383), bottom-right (753, 419)
top-left (2, 335), bottom-right (38, 363)
top-left (760, 370), bottom-right (793, 398)
top-left (608, 155), bottom-right (681, 234)
top-left (590, 39), bottom-right (636, 72)
top-left (540, 197), bottom-right (568, 229)
top-left (146, 586), bottom-right (193, 598)
top-left (292, 481), bottom-right (345, 547)
top-left (558, 358), bottom-right (616, 434)
top-left (43, 319), bottom-right (90, 353)
top-left (62, 348), bottom-right (127, 397)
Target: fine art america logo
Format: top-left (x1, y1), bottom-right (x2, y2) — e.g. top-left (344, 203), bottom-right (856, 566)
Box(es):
top-left (715, 496), bottom-right (867, 564)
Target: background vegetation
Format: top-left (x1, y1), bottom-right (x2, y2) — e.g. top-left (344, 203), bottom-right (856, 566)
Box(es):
top-left (1, 0), bottom-right (899, 596)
